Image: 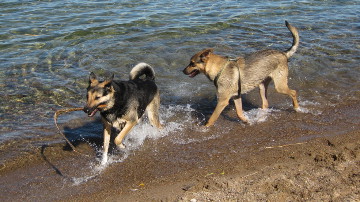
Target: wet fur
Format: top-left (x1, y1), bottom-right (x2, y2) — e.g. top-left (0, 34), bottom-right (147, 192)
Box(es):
top-left (84, 63), bottom-right (162, 164)
top-left (183, 21), bottom-right (300, 127)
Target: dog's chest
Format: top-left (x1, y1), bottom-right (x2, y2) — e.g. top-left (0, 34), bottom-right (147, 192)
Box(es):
top-left (103, 113), bottom-right (117, 123)
top-left (103, 113), bottom-right (126, 129)
top-left (113, 118), bottom-right (126, 130)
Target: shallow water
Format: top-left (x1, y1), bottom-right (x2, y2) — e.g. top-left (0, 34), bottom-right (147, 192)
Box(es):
top-left (0, 0), bottom-right (359, 169)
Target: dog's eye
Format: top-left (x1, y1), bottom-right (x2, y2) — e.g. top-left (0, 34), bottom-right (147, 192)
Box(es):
top-left (95, 96), bottom-right (100, 100)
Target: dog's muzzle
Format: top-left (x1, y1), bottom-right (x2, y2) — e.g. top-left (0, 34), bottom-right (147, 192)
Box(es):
top-left (83, 104), bottom-right (107, 117)
top-left (183, 68), bottom-right (200, 78)
top-left (83, 106), bottom-right (99, 117)
top-left (189, 69), bottom-right (199, 78)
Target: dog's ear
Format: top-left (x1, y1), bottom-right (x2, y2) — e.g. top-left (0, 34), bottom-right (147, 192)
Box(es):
top-left (199, 48), bottom-right (213, 62)
top-left (89, 72), bottom-right (97, 83)
top-left (106, 74), bottom-right (114, 83)
top-left (103, 74), bottom-right (114, 88)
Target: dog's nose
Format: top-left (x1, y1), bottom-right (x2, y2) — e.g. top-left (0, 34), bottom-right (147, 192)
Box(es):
top-left (83, 106), bottom-right (90, 113)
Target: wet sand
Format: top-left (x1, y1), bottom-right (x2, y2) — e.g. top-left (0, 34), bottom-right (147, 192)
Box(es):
top-left (1, 101), bottom-right (359, 201)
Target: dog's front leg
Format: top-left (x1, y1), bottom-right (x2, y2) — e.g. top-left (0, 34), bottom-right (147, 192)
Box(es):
top-left (114, 121), bottom-right (137, 149)
top-left (205, 97), bottom-right (230, 127)
top-left (102, 119), bottom-right (111, 165)
top-left (233, 97), bottom-right (248, 123)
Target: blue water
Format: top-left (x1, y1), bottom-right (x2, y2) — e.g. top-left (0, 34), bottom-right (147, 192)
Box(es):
top-left (0, 0), bottom-right (359, 147)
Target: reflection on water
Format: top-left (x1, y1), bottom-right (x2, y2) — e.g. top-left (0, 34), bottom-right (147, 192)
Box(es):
top-left (0, 1), bottom-right (359, 150)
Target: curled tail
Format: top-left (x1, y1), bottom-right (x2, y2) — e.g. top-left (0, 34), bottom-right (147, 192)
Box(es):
top-left (129, 63), bottom-right (155, 81)
top-left (285, 21), bottom-right (299, 58)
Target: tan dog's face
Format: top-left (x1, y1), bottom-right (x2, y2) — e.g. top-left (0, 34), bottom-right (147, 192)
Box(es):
top-left (83, 72), bottom-right (114, 117)
top-left (183, 48), bottom-right (213, 77)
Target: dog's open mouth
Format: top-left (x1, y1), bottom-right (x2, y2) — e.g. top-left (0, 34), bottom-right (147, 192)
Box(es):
top-left (85, 104), bottom-right (107, 117)
top-left (88, 108), bottom-right (99, 117)
top-left (189, 69), bottom-right (200, 78)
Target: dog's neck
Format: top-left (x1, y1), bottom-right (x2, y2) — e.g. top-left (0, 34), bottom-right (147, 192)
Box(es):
top-left (204, 54), bottom-right (229, 81)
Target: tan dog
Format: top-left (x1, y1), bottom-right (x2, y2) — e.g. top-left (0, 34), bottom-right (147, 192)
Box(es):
top-left (183, 21), bottom-right (300, 127)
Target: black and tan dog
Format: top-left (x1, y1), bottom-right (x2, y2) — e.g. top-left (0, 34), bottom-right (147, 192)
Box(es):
top-left (84, 63), bottom-right (162, 164)
top-left (183, 21), bottom-right (300, 127)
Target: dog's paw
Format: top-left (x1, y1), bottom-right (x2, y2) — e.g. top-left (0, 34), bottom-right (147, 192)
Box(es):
top-left (204, 121), bottom-right (214, 127)
top-left (117, 143), bottom-right (126, 149)
top-left (241, 118), bottom-right (249, 124)
top-left (101, 155), bottom-right (108, 165)
top-left (238, 116), bottom-right (248, 124)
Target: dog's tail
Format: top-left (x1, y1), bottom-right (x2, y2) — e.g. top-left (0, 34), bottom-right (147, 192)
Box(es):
top-left (284, 21), bottom-right (299, 58)
top-left (129, 62), bottom-right (156, 81)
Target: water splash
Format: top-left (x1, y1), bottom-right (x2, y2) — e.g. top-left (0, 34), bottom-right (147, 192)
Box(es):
top-left (297, 100), bottom-right (322, 115)
top-left (244, 108), bottom-right (278, 125)
top-left (70, 161), bottom-right (106, 186)
top-left (120, 104), bottom-right (198, 149)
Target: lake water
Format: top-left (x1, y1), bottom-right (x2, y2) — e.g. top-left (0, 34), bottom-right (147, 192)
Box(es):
top-left (0, 0), bottom-right (359, 164)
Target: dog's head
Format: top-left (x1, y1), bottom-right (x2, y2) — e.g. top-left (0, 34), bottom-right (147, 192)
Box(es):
top-left (83, 72), bottom-right (115, 117)
top-left (183, 48), bottom-right (213, 78)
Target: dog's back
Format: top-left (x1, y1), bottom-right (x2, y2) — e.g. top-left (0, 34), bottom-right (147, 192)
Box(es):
top-left (239, 21), bottom-right (299, 94)
top-left (239, 50), bottom-right (286, 93)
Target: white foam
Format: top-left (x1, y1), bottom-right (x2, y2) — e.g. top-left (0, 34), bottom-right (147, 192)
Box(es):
top-left (297, 99), bottom-right (322, 115)
top-left (70, 161), bottom-right (107, 186)
top-left (71, 173), bottom-right (98, 186)
top-left (105, 150), bottom-right (129, 164)
top-left (118, 104), bottom-right (197, 149)
top-left (244, 108), bottom-right (279, 125)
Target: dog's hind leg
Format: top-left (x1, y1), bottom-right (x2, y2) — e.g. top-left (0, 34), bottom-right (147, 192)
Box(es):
top-left (101, 119), bottom-right (112, 165)
top-left (271, 65), bottom-right (299, 110)
top-left (114, 121), bottom-right (137, 149)
top-left (259, 77), bottom-right (272, 109)
top-left (234, 96), bottom-right (248, 123)
top-left (147, 92), bottom-right (162, 129)
top-left (205, 96), bottom-right (230, 127)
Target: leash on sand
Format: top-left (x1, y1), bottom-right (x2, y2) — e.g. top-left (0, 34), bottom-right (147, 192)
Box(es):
top-left (54, 107), bottom-right (92, 157)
